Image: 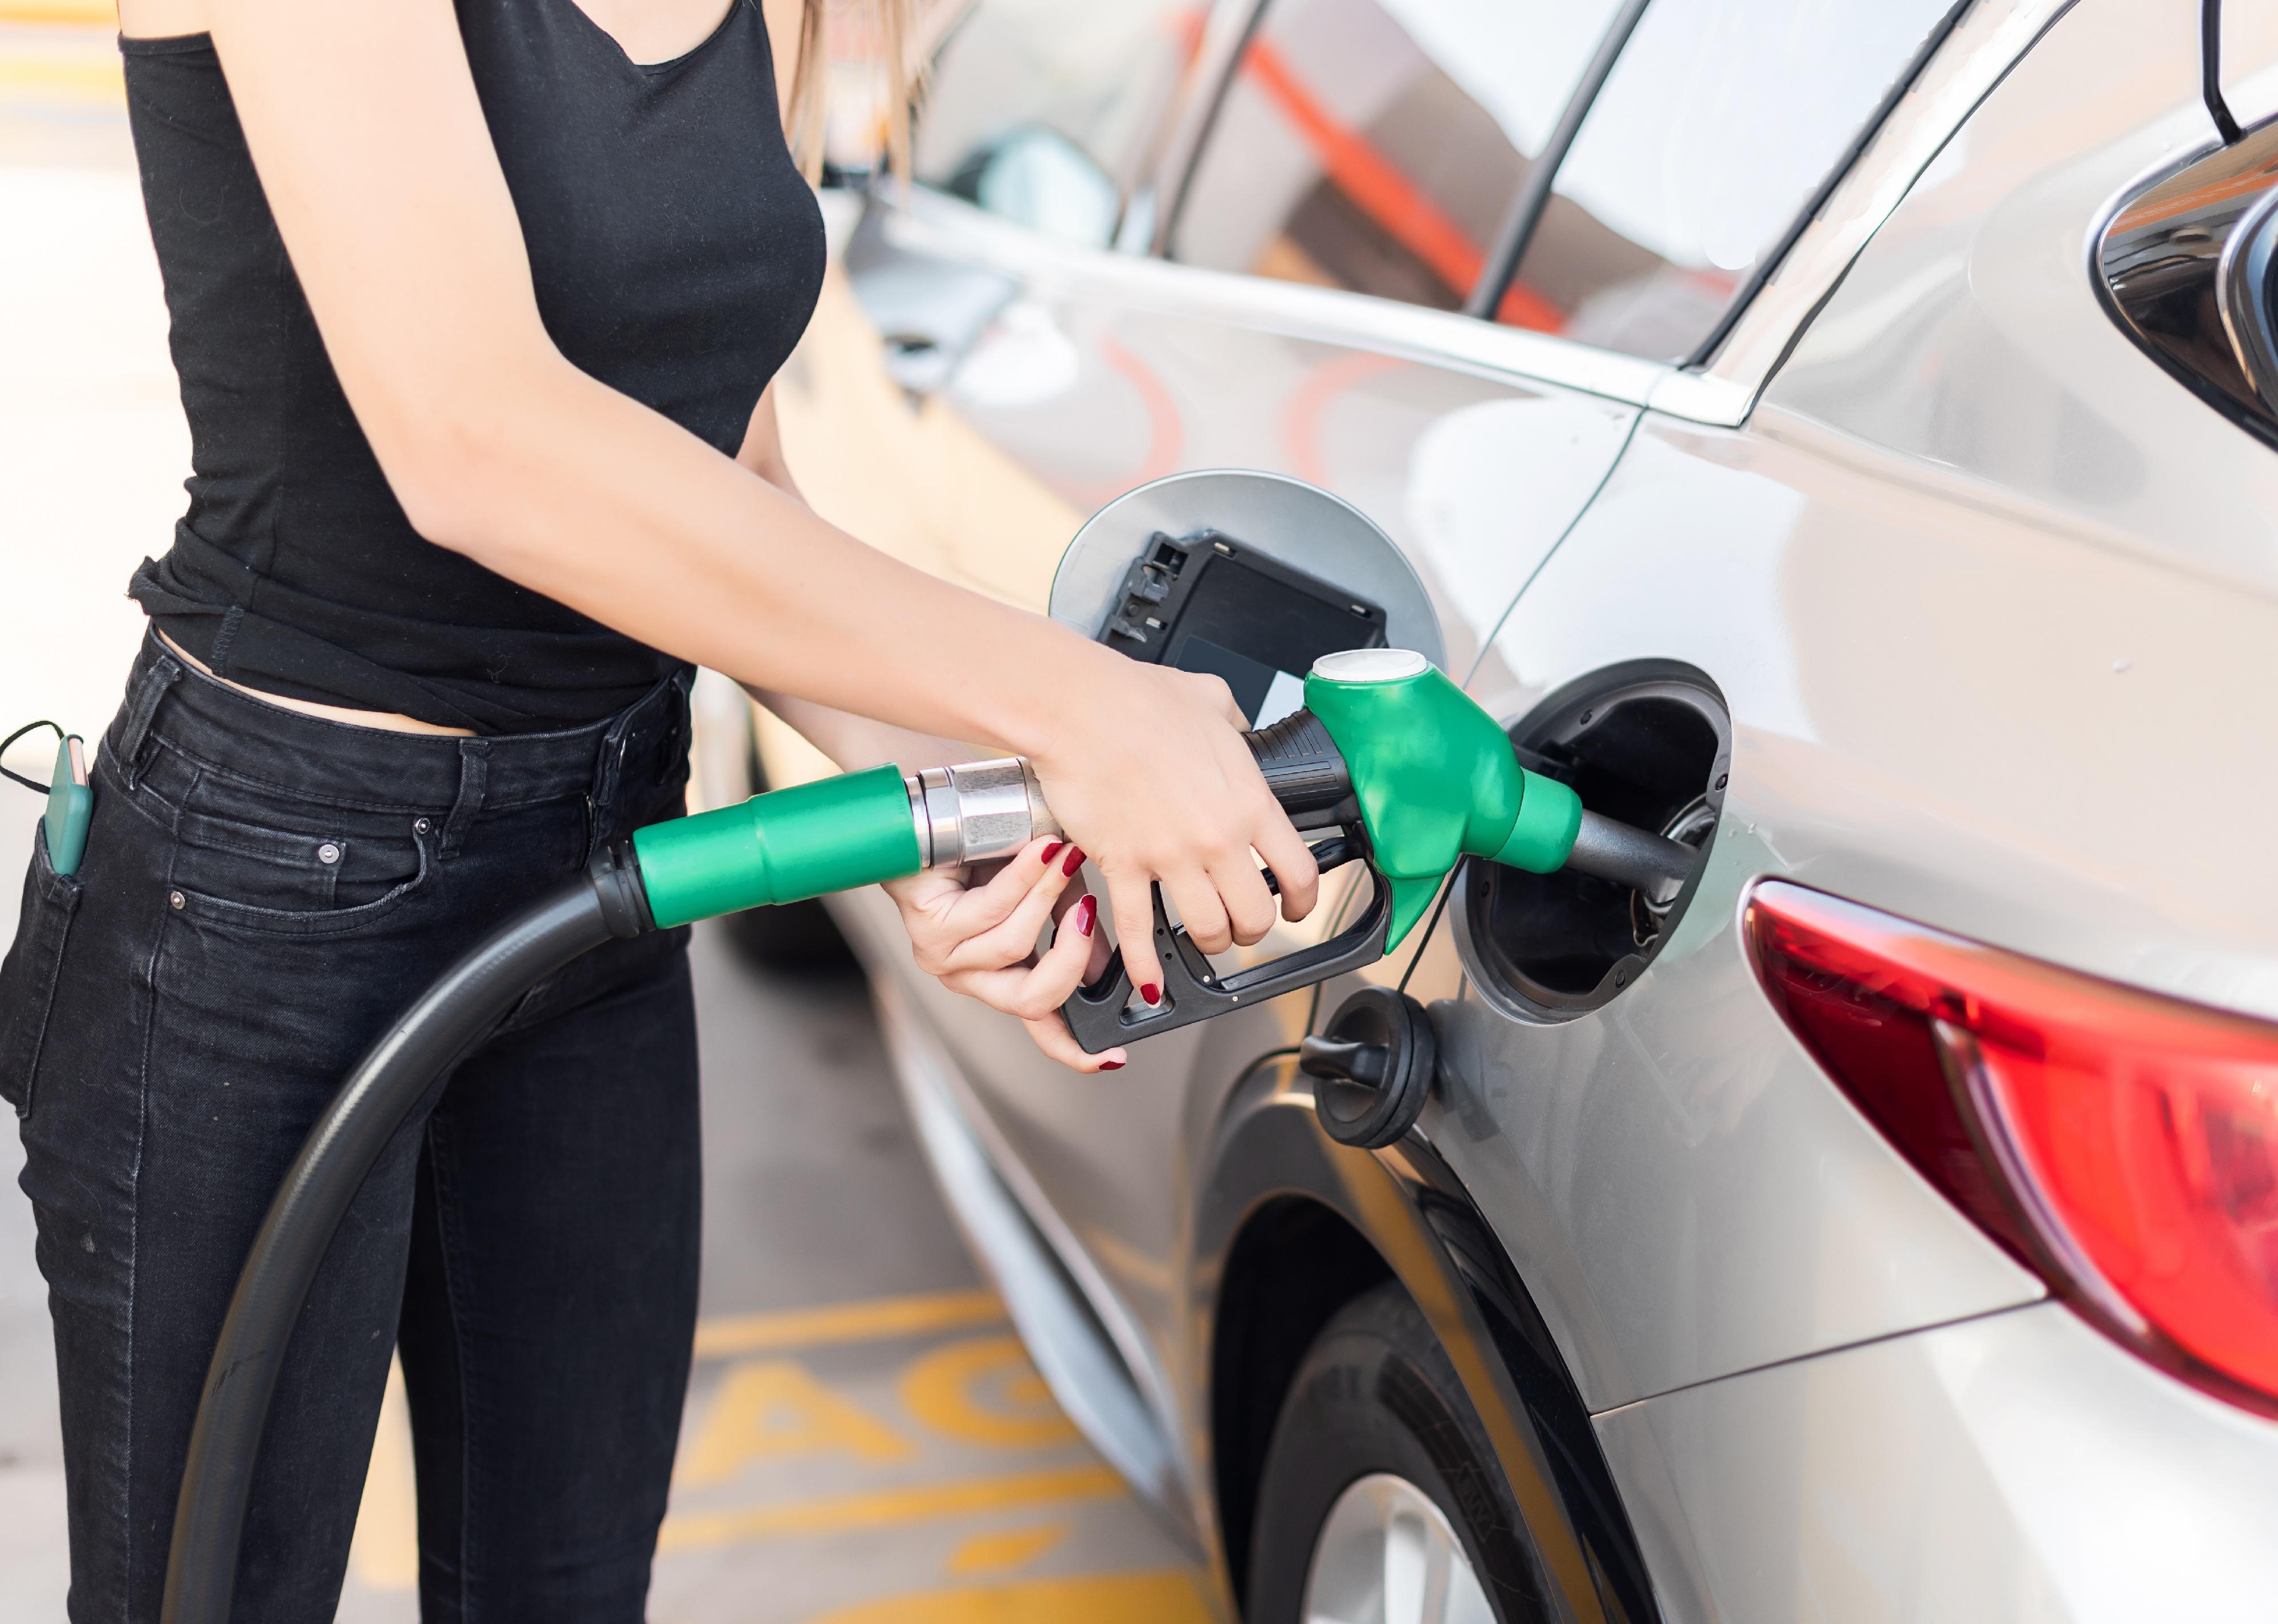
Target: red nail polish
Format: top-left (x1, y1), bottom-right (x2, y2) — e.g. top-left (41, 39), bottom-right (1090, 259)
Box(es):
top-left (1098, 1059), bottom-right (1125, 1071)
top-left (1140, 982), bottom-right (1161, 1006)
top-left (1040, 840), bottom-right (1063, 865)
top-left (1075, 895), bottom-right (1096, 937)
top-left (1062, 846), bottom-right (1086, 876)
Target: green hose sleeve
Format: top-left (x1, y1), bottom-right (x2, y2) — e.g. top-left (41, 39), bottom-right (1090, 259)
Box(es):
top-left (632, 764), bottom-right (920, 929)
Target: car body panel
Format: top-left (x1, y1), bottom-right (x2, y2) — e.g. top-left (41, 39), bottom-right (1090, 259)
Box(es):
top-left (1763, 0), bottom-right (2278, 602)
top-left (1594, 1301), bottom-right (2278, 1624)
top-left (1425, 0), bottom-right (2278, 1419)
top-left (761, 0), bottom-right (2278, 1614)
top-left (789, 189), bottom-right (1644, 1446)
top-left (851, 190), bottom-right (1643, 674)
top-left (1441, 398), bottom-right (2278, 1410)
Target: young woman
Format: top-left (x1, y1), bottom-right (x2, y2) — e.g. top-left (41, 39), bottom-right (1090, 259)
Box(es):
top-left (0, 0), bottom-right (1318, 1614)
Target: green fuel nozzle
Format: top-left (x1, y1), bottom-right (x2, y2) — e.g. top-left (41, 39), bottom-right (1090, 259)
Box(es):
top-left (1300, 649), bottom-right (1582, 948)
top-left (606, 652), bottom-right (1695, 1052)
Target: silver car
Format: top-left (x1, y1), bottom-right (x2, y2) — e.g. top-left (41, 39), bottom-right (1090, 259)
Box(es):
top-left (727, 0), bottom-right (2278, 1618)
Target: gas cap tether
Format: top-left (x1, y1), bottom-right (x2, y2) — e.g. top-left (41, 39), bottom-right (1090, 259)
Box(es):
top-left (1302, 986), bottom-right (1437, 1149)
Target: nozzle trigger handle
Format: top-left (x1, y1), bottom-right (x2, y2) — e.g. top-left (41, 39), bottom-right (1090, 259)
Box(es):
top-left (1244, 709), bottom-right (1354, 825)
top-left (1059, 840), bottom-right (1389, 1055)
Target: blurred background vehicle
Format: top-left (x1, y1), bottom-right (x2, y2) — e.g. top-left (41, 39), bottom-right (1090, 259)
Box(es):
top-left (741, 0), bottom-right (2278, 1618)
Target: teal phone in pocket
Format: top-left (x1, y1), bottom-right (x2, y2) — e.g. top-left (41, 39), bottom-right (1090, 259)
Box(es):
top-left (46, 735), bottom-right (91, 877)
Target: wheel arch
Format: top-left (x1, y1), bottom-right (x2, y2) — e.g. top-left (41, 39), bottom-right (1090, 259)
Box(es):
top-left (1196, 1056), bottom-right (1660, 1623)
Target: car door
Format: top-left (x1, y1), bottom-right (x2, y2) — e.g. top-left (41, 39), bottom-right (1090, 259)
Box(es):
top-left (779, 0), bottom-right (1661, 1434)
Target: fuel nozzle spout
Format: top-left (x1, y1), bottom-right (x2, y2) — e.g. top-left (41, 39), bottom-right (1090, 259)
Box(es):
top-left (1563, 810), bottom-right (1698, 905)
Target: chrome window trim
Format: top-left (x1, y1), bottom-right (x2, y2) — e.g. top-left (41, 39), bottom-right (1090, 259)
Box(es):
top-left (1461, 0), bottom-right (1653, 321)
top-left (1147, 0), bottom-right (1270, 260)
top-left (1674, 0), bottom-right (1978, 371)
top-left (891, 0), bottom-right (2071, 426)
top-left (1667, 0), bottom-right (2079, 424)
top-left (891, 186), bottom-right (1673, 405)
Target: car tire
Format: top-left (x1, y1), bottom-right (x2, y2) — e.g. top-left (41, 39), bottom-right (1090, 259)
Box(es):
top-left (716, 722), bottom-right (858, 976)
top-left (1246, 1282), bottom-right (1550, 1624)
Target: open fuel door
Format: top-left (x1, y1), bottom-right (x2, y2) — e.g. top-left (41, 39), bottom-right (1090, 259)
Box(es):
top-left (1050, 470), bottom-right (1446, 714)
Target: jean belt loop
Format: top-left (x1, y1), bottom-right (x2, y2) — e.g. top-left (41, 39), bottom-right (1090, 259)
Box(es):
top-left (439, 738), bottom-right (490, 860)
top-left (585, 692), bottom-right (651, 860)
top-left (114, 654), bottom-right (182, 791)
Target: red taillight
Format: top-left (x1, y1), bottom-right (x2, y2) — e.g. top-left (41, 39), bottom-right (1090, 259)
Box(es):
top-left (1745, 880), bottom-right (2278, 1416)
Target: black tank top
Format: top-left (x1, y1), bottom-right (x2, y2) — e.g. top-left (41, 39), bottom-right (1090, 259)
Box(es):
top-left (122, 0), bottom-right (825, 732)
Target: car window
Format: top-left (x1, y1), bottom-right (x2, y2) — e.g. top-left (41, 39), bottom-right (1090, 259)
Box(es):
top-left (914, 0), bottom-right (1200, 246)
top-left (1503, 0), bottom-right (1956, 361)
top-left (1169, 0), bottom-right (1625, 317)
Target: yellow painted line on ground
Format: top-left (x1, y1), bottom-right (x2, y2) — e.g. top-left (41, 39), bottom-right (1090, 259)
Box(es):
top-left (0, 56), bottom-right (123, 102)
top-left (0, 0), bottom-right (113, 22)
top-left (899, 1334), bottom-right (1076, 1448)
top-left (810, 1570), bottom-right (1214, 1624)
top-left (691, 1288), bottom-right (1004, 1359)
top-left (947, 1522), bottom-right (1068, 1576)
top-left (656, 1464), bottom-right (1123, 1552)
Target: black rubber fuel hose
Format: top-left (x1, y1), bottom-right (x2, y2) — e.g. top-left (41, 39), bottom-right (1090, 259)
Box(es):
top-left (161, 847), bottom-right (649, 1624)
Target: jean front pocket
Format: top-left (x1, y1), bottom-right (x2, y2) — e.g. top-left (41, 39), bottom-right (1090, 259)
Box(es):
top-left (168, 772), bottom-right (434, 937)
top-left (0, 822), bottom-right (86, 1117)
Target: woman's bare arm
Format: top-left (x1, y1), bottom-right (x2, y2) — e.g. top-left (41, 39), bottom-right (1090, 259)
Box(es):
top-left (732, 390), bottom-right (961, 767)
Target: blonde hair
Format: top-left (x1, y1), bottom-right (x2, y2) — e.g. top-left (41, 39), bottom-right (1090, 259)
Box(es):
top-left (786, 0), bottom-right (920, 185)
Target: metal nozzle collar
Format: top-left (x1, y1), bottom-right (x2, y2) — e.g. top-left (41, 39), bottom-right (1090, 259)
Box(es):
top-left (904, 757), bottom-right (1061, 869)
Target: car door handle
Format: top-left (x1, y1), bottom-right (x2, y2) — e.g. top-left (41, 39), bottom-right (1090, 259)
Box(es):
top-left (843, 197), bottom-right (1018, 397)
top-left (878, 332), bottom-right (955, 394)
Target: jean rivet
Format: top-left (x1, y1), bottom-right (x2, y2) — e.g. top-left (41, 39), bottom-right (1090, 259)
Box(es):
top-left (168, 890), bottom-right (185, 910)
top-left (413, 818), bottom-right (433, 835)
top-left (317, 842), bottom-right (341, 865)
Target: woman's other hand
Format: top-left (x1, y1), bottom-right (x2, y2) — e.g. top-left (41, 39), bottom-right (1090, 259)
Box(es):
top-left (883, 837), bottom-right (1127, 1073)
top-left (1022, 654), bottom-right (1319, 1011)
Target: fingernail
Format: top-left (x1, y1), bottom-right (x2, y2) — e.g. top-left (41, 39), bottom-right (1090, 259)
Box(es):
top-left (1075, 895), bottom-right (1096, 936)
top-left (1140, 982), bottom-right (1161, 1006)
top-left (1062, 846), bottom-right (1086, 876)
top-left (1098, 1059), bottom-right (1125, 1071)
top-left (1040, 840), bottom-right (1063, 864)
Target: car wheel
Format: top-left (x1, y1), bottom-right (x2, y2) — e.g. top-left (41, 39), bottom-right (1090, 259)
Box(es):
top-left (1246, 1283), bottom-right (1547, 1624)
top-left (716, 720), bottom-right (857, 976)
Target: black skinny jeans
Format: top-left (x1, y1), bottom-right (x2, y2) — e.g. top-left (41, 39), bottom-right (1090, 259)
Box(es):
top-left (0, 631), bottom-right (702, 1621)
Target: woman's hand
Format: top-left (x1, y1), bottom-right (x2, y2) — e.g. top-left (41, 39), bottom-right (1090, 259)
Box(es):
top-left (1020, 650), bottom-right (1320, 1011)
top-left (884, 837), bottom-right (1128, 1073)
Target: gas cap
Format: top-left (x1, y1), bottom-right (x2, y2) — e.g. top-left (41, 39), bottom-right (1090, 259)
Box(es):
top-left (1300, 986), bottom-right (1437, 1149)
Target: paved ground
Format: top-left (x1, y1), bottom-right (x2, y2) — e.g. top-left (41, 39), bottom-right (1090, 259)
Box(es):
top-left (0, 10), bottom-right (1208, 1615)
